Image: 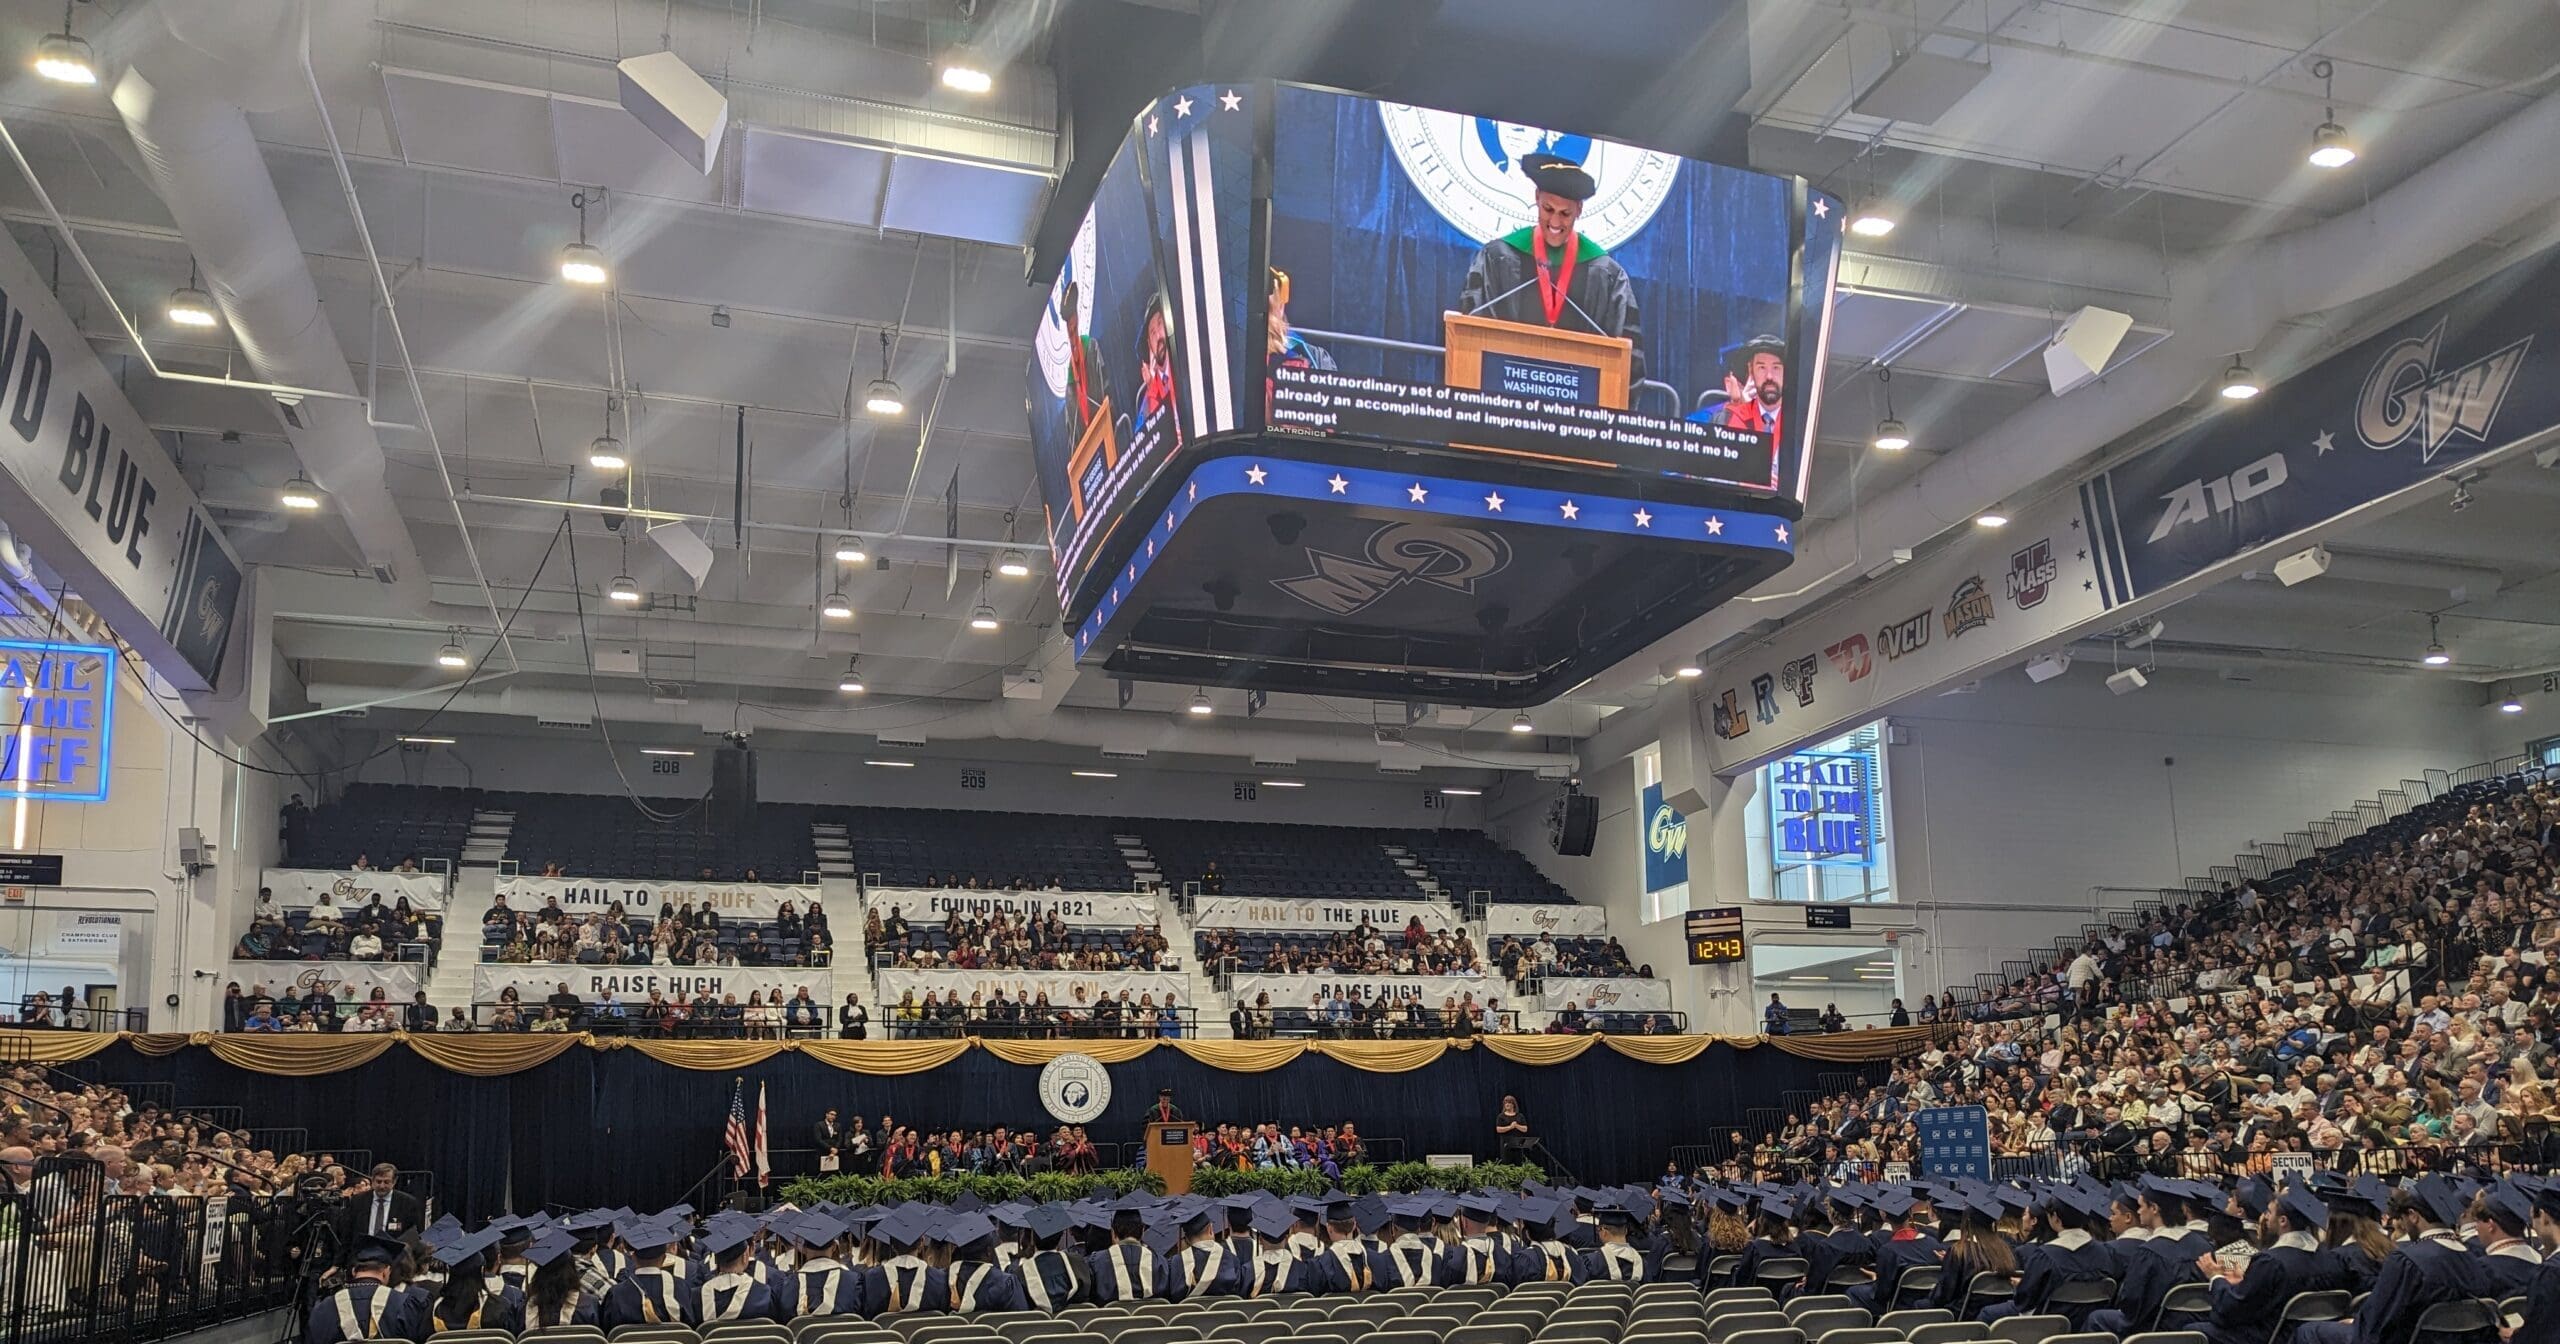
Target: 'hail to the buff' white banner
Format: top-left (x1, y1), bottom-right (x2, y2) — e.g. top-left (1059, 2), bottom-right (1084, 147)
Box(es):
top-left (1484, 904), bottom-right (1609, 938)
top-left (865, 889), bottom-right (1162, 928)
top-left (1192, 897), bottom-right (1457, 933)
top-left (496, 876), bottom-right (821, 921)
top-left (261, 868), bottom-right (448, 913)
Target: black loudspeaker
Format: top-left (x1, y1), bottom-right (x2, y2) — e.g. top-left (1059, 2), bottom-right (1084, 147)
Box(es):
top-left (1549, 792), bottom-right (1598, 857)
top-left (712, 744), bottom-right (757, 835)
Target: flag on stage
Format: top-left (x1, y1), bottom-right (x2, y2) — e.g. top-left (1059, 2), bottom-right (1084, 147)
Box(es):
top-left (754, 1081), bottom-right (771, 1189)
top-left (724, 1078), bottom-right (751, 1179)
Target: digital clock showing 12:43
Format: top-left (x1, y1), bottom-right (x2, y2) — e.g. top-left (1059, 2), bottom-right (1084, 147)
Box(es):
top-left (1685, 907), bottom-right (1746, 965)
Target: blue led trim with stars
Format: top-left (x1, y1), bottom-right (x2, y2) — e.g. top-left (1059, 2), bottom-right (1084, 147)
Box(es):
top-left (1071, 456), bottom-right (1799, 659)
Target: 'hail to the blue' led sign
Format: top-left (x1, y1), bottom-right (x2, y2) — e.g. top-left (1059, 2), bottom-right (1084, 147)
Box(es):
top-left (0, 640), bottom-right (116, 803)
top-left (1770, 749), bottom-right (1870, 868)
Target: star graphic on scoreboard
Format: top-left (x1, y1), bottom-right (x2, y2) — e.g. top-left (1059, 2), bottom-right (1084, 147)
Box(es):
top-left (1188, 482), bottom-right (1197, 502)
top-left (1244, 464), bottom-right (1267, 485)
top-left (1558, 500), bottom-right (1579, 520)
top-left (1632, 508), bottom-right (1652, 528)
top-left (1173, 95), bottom-right (1195, 118)
top-left (2314, 429), bottom-right (2337, 454)
top-left (1484, 491), bottom-right (1504, 512)
top-left (1812, 197), bottom-right (1829, 219)
top-left (1704, 515), bottom-right (1724, 536)
top-left (1147, 114), bottom-right (1160, 136)
top-left (1407, 483), bottom-right (1429, 503)
top-left (1775, 524), bottom-right (1789, 543)
top-left (1219, 89), bottom-right (1242, 112)
top-left (1327, 474), bottom-right (1348, 494)
top-left (1146, 539), bottom-right (1155, 558)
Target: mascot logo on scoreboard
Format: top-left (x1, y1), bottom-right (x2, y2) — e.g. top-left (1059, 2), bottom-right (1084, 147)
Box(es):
top-left (1273, 521), bottom-right (1512, 616)
top-left (1376, 106), bottom-right (1680, 252)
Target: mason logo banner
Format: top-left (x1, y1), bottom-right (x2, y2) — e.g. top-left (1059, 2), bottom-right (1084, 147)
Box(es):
top-left (1530, 977), bottom-right (1670, 1015)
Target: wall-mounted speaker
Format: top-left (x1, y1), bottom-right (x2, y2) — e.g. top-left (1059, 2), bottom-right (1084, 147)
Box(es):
top-left (712, 742), bottom-right (757, 835)
top-left (1549, 792), bottom-right (1598, 857)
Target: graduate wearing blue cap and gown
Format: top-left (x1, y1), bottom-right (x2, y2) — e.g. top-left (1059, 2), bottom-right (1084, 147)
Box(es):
top-left (1990, 1186), bottom-right (2117, 1328)
top-left (305, 1235), bottom-right (424, 1344)
top-left (1168, 1208), bottom-right (1243, 1299)
top-left (520, 1230), bottom-right (601, 1332)
top-left (1797, 1193), bottom-right (1877, 1299)
top-left (777, 1215), bottom-right (864, 1317)
top-left (600, 1219), bottom-right (692, 1328)
top-left (1243, 1205), bottom-right (1317, 1297)
top-left (1306, 1201), bottom-right (1386, 1295)
top-left (1731, 1194), bottom-right (1806, 1292)
top-left (1017, 1206), bottom-right (1094, 1311)
top-left (1581, 1202), bottom-right (1654, 1283)
top-left (940, 1212), bottom-right (1028, 1314)
top-left (867, 1209), bottom-right (946, 1315)
top-left (1441, 1194), bottom-right (1513, 1287)
top-left (1087, 1208), bottom-right (1168, 1303)
top-left (2086, 1178), bottom-right (2217, 1336)
top-left (426, 1228), bottom-right (526, 1336)
top-left (1845, 1189), bottom-right (1944, 1314)
top-left (693, 1222), bottom-right (783, 1324)
top-left (2473, 1184), bottom-right (2546, 1298)
top-left (2514, 1181), bottom-right (2560, 1344)
top-left (1378, 1198), bottom-right (1451, 1288)
top-left (2296, 1178), bottom-right (2497, 1344)
top-left (1524, 1206), bottom-right (1589, 1285)
top-left (2193, 1184), bottom-right (2342, 1344)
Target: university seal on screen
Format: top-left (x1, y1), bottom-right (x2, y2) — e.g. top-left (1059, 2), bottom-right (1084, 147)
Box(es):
top-left (1376, 106), bottom-right (1679, 251)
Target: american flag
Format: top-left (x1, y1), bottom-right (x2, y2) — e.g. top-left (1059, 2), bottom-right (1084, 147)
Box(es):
top-left (754, 1082), bottom-right (771, 1189)
top-left (724, 1078), bottom-right (751, 1179)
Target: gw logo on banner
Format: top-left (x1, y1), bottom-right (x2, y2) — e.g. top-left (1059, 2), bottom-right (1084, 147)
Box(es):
top-left (2356, 319), bottom-right (2529, 460)
top-left (1640, 781), bottom-right (1688, 894)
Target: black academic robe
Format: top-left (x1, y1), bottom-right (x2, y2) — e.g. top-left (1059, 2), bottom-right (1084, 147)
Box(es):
top-left (1801, 1227), bottom-right (1877, 1296)
top-left (1730, 1235), bottom-right (1803, 1290)
top-left (2016, 1234), bottom-right (2117, 1325)
top-left (519, 1293), bottom-right (599, 1331)
top-left (2116, 1228), bottom-right (2214, 1325)
top-left (1849, 1229), bottom-right (1946, 1312)
top-left (1456, 231), bottom-right (1646, 381)
top-left (2317, 1243), bottom-right (2383, 1297)
top-left (2200, 1241), bottom-right (2331, 1344)
top-left (2354, 1234), bottom-right (2497, 1344)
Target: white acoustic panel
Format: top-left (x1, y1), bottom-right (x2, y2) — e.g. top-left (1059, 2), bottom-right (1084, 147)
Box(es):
top-left (878, 152), bottom-right (1051, 248)
top-left (738, 126), bottom-right (893, 227)
top-left (553, 95), bottom-right (726, 206)
top-left (382, 69), bottom-right (558, 180)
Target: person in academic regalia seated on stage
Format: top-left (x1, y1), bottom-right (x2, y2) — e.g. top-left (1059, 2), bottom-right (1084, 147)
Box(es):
top-left (2192, 1181), bottom-right (2343, 1344)
top-left (1453, 153), bottom-right (1645, 382)
top-left (1242, 1203), bottom-right (1316, 1297)
top-left (692, 1218), bottom-right (782, 1324)
top-left (941, 1211), bottom-right (1028, 1314)
top-left (2472, 1182), bottom-right (2546, 1299)
top-left (1581, 1200), bottom-right (1655, 1284)
top-left (1167, 1206), bottom-right (1242, 1300)
top-left (2294, 1176), bottom-right (2498, 1344)
top-left (865, 1207), bottom-right (945, 1316)
top-left (519, 1231), bottom-right (601, 1333)
top-left (305, 1235), bottom-right (422, 1344)
top-left (776, 1213), bottom-right (864, 1318)
top-left (1088, 1203), bottom-right (1168, 1304)
top-left (1017, 1206), bottom-right (1094, 1312)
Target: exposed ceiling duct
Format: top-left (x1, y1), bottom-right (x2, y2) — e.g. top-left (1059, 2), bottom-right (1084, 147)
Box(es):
top-left (1609, 85), bottom-right (2560, 690)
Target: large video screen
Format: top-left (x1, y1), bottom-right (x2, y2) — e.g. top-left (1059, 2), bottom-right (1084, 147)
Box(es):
top-left (1263, 87), bottom-right (1835, 495)
top-left (1028, 87), bottom-right (1252, 621)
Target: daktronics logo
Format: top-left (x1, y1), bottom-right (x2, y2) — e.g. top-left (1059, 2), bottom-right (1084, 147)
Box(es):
top-left (1877, 611), bottom-right (1931, 661)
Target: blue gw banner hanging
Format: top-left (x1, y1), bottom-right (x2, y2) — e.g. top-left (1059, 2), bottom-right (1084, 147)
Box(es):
top-left (2087, 245), bottom-right (2560, 602)
top-left (1640, 780), bottom-right (1688, 894)
top-left (1917, 1105), bottom-right (1991, 1182)
top-left (1769, 748), bottom-right (1870, 868)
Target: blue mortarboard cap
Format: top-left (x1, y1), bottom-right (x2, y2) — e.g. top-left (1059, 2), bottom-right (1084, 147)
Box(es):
top-left (949, 1193), bottom-right (986, 1214)
top-left (440, 1226), bottom-right (502, 1270)
top-left (1251, 1205), bottom-right (1295, 1239)
top-left (525, 1230), bottom-right (579, 1268)
top-left (1070, 1205), bottom-right (1115, 1233)
top-left (1763, 1195), bottom-right (1796, 1222)
top-left (1429, 1196), bottom-right (1461, 1221)
top-left (942, 1212), bottom-right (998, 1249)
top-left (2412, 1176), bottom-right (2467, 1227)
top-left (1141, 1222), bottom-right (1181, 1256)
top-left (1990, 1188), bottom-right (2031, 1213)
top-left (2233, 1177), bottom-right (2274, 1217)
top-left (1113, 1192), bottom-right (1156, 1212)
top-left (2278, 1184), bottom-right (2329, 1231)
top-left (657, 1204), bottom-right (695, 1220)
top-left (426, 1213), bottom-right (464, 1240)
top-left (699, 1222), bottom-right (754, 1260)
top-left (1287, 1196), bottom-right (1327, 1220)
top-left (1873, 1190), bottom-right (1915, 1218)
top-left (350, 1234), bottom-right (406, 1268)
top-left (1516, 1196), bottom-right (1558, 1225)
top-left (1624, 1190), bottom-right (1657, 1221)
top-left (1026, 1205), bottom-right (1073, 1242)
top-left (2484, 1184), bottom-right (2532, 1230)
top-left (1457, 1193), bottom-right (1502, 1221)
top-left (797, 1212), bottom-right (850, 1247)
top-left (876, 1209), bottom-right (930, 1251)
top-left (1354, 1202), bottom-right (1394, 1236)
top-left (618, 1219), bottom-right (675, 1254)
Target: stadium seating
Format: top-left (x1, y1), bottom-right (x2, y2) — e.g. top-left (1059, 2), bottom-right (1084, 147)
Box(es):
top-left (285, 782), bottom-right (479, 870)
top-left (1144, 819), bottom-right (1431, 900)
top-left (1395, 829), bottom-right (1570, 904)
top-left (832, 806), bottom-right (1133, 890)
top-left (499, 794), bottom-right (819, 881)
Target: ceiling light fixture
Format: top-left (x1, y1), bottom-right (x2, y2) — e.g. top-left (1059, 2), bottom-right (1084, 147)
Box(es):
top-left (607, 573), bottom-right (641, 604)
top-left (940, 61), bottom-right (993, 94)
top-left (864, 329), bottom-right (905, 417)
top-left (2499, 697), bottom-right (2526, 714)
top-left (1187, 689), bottom-right (1214, 716)
top-left (2306, 61), bottom-right (2357, 168)
top-left (969, 603), bottom-right (999, 631)
top-left (559, 190), bottom-right (609, 285)
top-left (1261, 780), bottom-right (1306, 789)
top-left (2218, 359), bottom-right (2262, 400)
top-left (1071, 770), bottom-right (1119, 779)
top-left (1509, 711), bottom-right (1534, 734)
top-left (166, 261), bottom-right (217, 328)
top-left (837, 658), bottom-right (865, 694)
top-left (834, 535), bottom-right (868, 564)
top-left (33, 4), bottom-right (95, 86)
top-left (2421, 613), bottom-right (2452, 666)
top-left (589, 395), bottom-right (626, 470)
top-left (864, 759), bottom-right (915, 769)
top-left (396, 735), bottom-right (456, 746)
top-left (435, 633), bottom-right (469, 669)
top-left (996, 549), bottom-right (1031, 579)
top-left (821, 590), bottom-right (853, 620)
top-left (1848, 207), bottom-right (1896, 238)
top-left (1675, 661), bottom-right (1704, 679)
top-left (1974, 505), bottom-right (2010, 529)
top-left (639, 748), bottom-right (695, 758)
top-left (1870, 366), bottom-right (1909, 450)
top-left (279, 473), bottom-right (324, 511)
top-left (1439, 787), bottom-right (1484, 797)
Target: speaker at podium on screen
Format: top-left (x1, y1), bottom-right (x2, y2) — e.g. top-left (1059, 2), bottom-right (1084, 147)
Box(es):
top-left (1442, 151), bottom-right (1643, 419)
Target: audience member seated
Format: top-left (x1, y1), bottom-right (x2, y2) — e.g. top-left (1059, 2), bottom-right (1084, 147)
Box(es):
top-left (1493, 932), bottom-right (1640, 983)
top-left (1195, 920), bottom-right (1482, 977)
top-left (233, 885), bottom-right (443, 967)
top-left (885, 986), bottom-right (1190, 1039)
top-left (1239, 986), bottom-right (1513, 1039)
top-left (871, 907), bottom-right (1168, 973)
top-left (479, 898), bottom-right (832, 968)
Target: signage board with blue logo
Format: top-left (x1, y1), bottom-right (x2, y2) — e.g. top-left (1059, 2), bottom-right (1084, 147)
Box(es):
top-left (0, 640), bottom-right (115, 803)
top-left (1770, 748), bottom-right (1871, 867)
top-left (1641, 780), bottom-right (1689, 893)
top-left (1917, 1105), bottom-right (1990, 1182)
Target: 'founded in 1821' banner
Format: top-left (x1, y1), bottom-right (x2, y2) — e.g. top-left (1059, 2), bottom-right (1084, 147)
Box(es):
top-left (864, 889), bottom-right (1161, 929)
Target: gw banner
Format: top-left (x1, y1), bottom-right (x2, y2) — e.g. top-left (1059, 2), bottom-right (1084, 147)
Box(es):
top-left (2089, 244), bottom-right (2560, 602)
top-left (472, 964), bottom-right (835, 1007)
top-left (236, 960), bottom-right (426, 1004)
top-left (262, 868), bottom-right (447, 913)
top-left (498, 875), bottom-right (820, 921)
top-left (1232, 972), bottom-right (1499, 1010)
top-left (865, 888), bottom-right (1161, 929)
top-left (1193, 896), bottom-right (1458, 934)
top-left (877, 968), bottom-right (1189, 1009)
top-left (1531, 977), bottom-right (1671, 1014)
top-left (1485, 904), bottom-right (1610, 938)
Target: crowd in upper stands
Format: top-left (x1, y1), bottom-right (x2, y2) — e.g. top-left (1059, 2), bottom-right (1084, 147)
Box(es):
top-left (1697, 768), bottom-right (2560, 1185)
top-left (480, 893), bottom-right (832, 968)
top-left (885, 986), bottom-right (1189, 1038)
top-left (867, 907), bottom-right (1173, 973)
top-left (1494, 932), bottom-right (1641, 982)
top-left (1196, 918), bottom-right (1485, 977)
top-left (234, 880), bottom-right (441, 964)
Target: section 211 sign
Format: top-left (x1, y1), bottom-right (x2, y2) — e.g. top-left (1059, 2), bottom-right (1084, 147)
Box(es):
top-left (1769, 749), bottom-right (1868, 868)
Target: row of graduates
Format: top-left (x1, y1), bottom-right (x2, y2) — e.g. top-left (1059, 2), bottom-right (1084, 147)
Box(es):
top-left (1705, 1167), bottom-right (2551, 1344)
top-left (304, 1181), bottom-right (1684, 1344)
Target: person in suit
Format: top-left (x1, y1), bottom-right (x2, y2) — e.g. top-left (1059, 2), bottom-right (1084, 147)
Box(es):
top-left (813, 1109), bottom-right (845, 1171)
top-left (304, 1235), bottom-right (420, 1344)
top-left (338, 1165), bottom-right (424, 1261)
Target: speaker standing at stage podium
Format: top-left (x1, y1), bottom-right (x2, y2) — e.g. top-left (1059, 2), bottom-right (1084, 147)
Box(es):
top-left (1495, 1095), bottom-right (1535, 1164)
top-left (1149, 1090), bottom-right (1186, 1124)
top-left (1454, 153), bottom-right (1644, 380)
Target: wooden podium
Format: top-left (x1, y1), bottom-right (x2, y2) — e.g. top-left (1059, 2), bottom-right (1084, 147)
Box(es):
top-left (1063, 395), bottom-right (1118, 522)
top-left (1444, 313), bottom-right (1633, 410)
top-left (1146, 1122), bottom-right (1196, 1195)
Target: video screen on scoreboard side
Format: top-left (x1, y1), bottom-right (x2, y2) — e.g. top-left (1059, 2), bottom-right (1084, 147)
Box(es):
top-left (1263, 85), bottom-right (1826, 494)
top-left (1030, 86), bottom-right (1254, 622)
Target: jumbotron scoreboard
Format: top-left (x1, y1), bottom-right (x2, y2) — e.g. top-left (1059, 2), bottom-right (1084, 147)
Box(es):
top-left (1026, 82), bottom-right (1841, 706)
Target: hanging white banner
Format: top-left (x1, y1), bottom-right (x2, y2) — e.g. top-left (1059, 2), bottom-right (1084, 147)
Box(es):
top-left (865, 889), bottom-right (1161, 929)
top-left (262, 868), bottom-right (448, 913)
top-left (471, 964), bottom-right (835, 1007)
top-left (1531, 977), bottom-right (1672, 1013)
top-left (235, 960), bottom-right (426, 1003)
top-left (1192, 896), bottom-right (1457, 933)
top-left (495, 876), bottom-right (822, 922)
top-left (876, 967), bottom-right (1190, 1009)
top-left (1231, 972), bottom-right (1498, 1010)
top-left (1484, 904), bottom-right (1609, 938)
